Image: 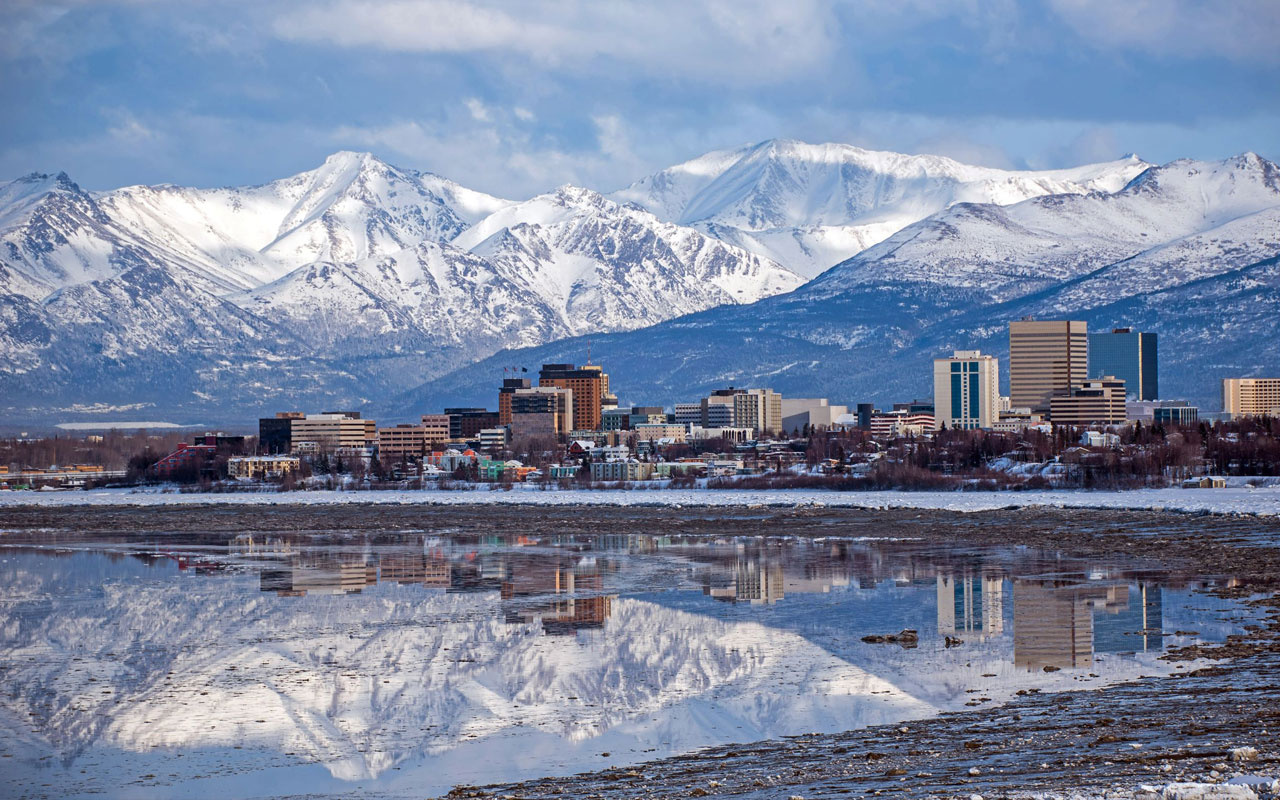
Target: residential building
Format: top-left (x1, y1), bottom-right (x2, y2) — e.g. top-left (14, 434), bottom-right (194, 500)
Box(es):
top-left (869, 410), bottom-right (935, 438)
top-left (1223, 378), bottom-right (1280, 418)
top-left (590, 460), bottom-right (655, 481)
top-left (933, 350), bottom-right (1000, 430)
top-left (259, 411), bottom-right (303, 454)
top-left (1048, 377), bottom-right (1127, 426)
top-left (498, 378), bottom-right (531, 425)
top-left (510, 387), bottom-right (573, 439)
top-left (228, 455), bottom-right (301, 480)
top-left (1009, 319), bottom-right (1089, 413)
top-left (780, 398), bottom-right (849, 433)
top-left (538, 363), bottom-right (610, 431)
top-left (1089, 328), bottom-right (1158, 400)
top-left (632, 423), bottom-right (687, 444)
top-left (291, 412), bottom-right (376, 452)
top-left (443, 408), bottom-right (500, 440)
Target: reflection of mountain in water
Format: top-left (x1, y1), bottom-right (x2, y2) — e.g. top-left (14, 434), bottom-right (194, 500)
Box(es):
top-left (0, 555), bottom-right (936, 784)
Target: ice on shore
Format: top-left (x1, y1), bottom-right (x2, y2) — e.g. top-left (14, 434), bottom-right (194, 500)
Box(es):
top-left (0, 485), bottom-right (1278, 516)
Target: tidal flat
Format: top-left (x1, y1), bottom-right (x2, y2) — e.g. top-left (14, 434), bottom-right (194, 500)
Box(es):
top-left (0, 505), bottom-right (1277, 799)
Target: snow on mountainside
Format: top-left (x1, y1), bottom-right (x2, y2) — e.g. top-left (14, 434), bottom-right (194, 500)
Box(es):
top-left (402, 153), bottom-right (1280, 415)
top-left (613, 139), bottom-right (1152, 278)
top-left (0, 153), bottom-right (801, 421)
top-left (98, 151), bottom-right (511, 292)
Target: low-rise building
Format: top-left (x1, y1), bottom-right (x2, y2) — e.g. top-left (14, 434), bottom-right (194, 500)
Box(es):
top-left (155, 443), bottom-right (217, 478)
top-left (780, 398), bottom-right (850, 433)
top-left (291, 412), bottom-right (376, 452)
top-left (870, 411), bottom-right (935, 438)
top-left (590, 460), bottom-right (655, 481)
top-left (228, 455), bottom-right (301, 480)
top-left (1049, 377), bottom-right (1127, 426)
top-left (632, 423), bottom-right (687, 443)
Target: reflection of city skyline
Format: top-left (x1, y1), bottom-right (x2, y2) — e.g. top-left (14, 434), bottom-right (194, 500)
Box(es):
top-left (936, 573), bottom-right (1005, 639)
top-left (1012, 580), bottom-right (1164, 670)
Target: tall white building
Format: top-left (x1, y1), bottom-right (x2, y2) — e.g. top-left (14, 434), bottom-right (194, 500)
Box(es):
top-left (933, 350), bottom-right (1000, 430)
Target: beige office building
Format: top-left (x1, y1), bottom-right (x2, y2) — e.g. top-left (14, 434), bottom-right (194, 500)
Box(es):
top-left (377, 421), bottom-right (450, 459)
top-left (1223, 378), bottom-right (1280, 418)
top-left (933, 350), bottom-right (1000, 430)
top-left (1009, 319), bottom-right (1088, 414)
top-left (1048, 377), bottom-right (1127, 427)
top-left (291, 413), bottom-right (376, 452)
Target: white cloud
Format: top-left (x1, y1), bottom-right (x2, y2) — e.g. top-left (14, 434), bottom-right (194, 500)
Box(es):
top-left (271, 0), bottom-right (838, 83)
top-left (1047, 0), bottom-right (1280, 65)
top-left (464, 98), bottom-right (491, 122)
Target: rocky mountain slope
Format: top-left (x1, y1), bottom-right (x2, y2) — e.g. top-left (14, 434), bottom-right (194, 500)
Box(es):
top-left (404, 153), bottom-right (1280, 415)
top-left (613, 139), bottom-right (1151, 278)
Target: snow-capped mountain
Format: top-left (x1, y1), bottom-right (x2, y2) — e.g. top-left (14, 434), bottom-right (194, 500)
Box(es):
top-left (613, 139), bottom-right (1152, 278)
top-left (403, 153), bottom-right (1280, 414)
top-left (2, 145), bottom-right (1274, 424)
top-left (0, 154), bottom-right (800, 422)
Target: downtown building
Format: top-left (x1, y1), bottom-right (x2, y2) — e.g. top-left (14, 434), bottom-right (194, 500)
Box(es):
top-left (1223, 378), bottom-right (1280, 419)
top-left (698, 388), bottom-right (783, 437)
top-left (932, 350), bottom-right (999, 430)
top-left (290, 412), bottom-right (376, 453)
top-left (509, 386), bottom-right (574, 439)
top-left (538, 363), bottom-right (615, 431)
top-left (1009, 319), bottom-right (1088, 415)
top-left (1089, 328), bottom-right (1158, 400)
top-left (1047, 378), bottom-right (1127, 427)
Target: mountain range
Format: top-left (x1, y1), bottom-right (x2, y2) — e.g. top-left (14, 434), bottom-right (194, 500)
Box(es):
top-left (1, 141), bottom-right (1275, 426)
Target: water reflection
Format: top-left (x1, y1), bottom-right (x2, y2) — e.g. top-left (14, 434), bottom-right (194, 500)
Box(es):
top-left (0, 530), bottom-right (1249, 799)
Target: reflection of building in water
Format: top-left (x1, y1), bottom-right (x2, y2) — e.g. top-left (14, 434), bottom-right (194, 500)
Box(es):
top-left (380, 552), bottom-right (451, 588)
top-left (936, 573), bottom-right (1004, 638)
top-left (1013, 581), bottom-right (1095, 670)
top-left (501, 556), bottom-right (614, 635)
top-left (703, 559), bottom-right (785, 604)
top-left (1013, 580), bottom-right (1148, 670)
top-left (260, 556), bottom-right (377, 597)
top-left (1094, 583), bottom-right (1163, 654)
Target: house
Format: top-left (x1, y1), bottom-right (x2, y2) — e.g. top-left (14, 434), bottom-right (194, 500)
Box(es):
top-left (1181, 476), bottom-right (1227, 489)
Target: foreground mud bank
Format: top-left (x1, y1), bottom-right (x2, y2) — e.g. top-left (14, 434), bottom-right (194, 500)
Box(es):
top-left (3, 504), bottom-right (1278, 799)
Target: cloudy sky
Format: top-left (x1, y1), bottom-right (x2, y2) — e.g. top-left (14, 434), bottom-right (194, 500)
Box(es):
top-left (2, 0), bottom-right (1277, 198)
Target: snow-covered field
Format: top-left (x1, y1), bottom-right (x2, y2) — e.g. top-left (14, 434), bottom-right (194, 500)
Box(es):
top-left (2, 485), bottom-right (1278, 516)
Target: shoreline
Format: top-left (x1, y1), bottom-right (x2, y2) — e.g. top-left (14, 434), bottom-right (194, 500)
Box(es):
top-left (1, 484), bottom-right (1279, 517)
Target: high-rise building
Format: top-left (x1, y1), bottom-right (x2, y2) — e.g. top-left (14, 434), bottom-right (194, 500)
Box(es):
top-left (1223, 378), bottom-right (1280, 418)
top-left (539, 363), bottom-right (610, 431)
top-left (1009, 319), bottom-right (1088, 413)
top-left (498, 377), bottom-right (531, 426)
top-left (1048, 377), bottom-right (1127, 426)
top-left (933, 350), bottom-right (999, 430)
top-left (1089, 328), bottom-right (1158, 400)
top-left (509, 387), bottom-right (574, 439)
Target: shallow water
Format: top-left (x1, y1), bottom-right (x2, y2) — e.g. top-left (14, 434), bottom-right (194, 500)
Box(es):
top-left (0, 525), bottom-right (1254, 799)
